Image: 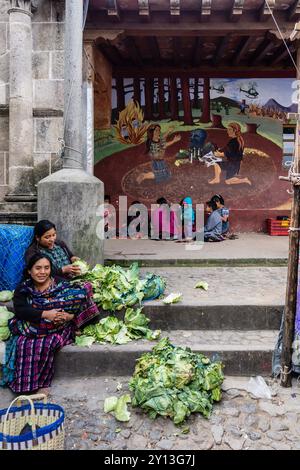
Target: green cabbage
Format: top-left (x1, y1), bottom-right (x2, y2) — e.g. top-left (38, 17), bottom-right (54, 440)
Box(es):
top-left (72, 262), bottom-right (165, 312)
top-left (72, 259), bottom-right (90, 275)
top-left (104, 394), bottom-right (131, 422)
top-left (129, 338), bottom-right (224, 423)
top-left (163, 293), bottom-right (182, 304)
top-left (74, 335), bottom-right (95, 348)
top-left (194, 281), bottom-right (209, 291)
top-left (0, 291), bottom-right (14, 302)
top-left (0, 307), bottom-right (14, 327)
top-left (0, 326), bottom-right (10, 341)
top-left (80, 307), bottom-right (160, 346)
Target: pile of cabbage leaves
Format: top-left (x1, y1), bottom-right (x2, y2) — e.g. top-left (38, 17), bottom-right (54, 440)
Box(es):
top-left (76, 307), bottom-right (161, 347)
top-left (74, 263), bottom-right (164, 346)
top-left (75, 262), bottom-right (165, 312)
top-left (129, 337), bottom-right (224, 423)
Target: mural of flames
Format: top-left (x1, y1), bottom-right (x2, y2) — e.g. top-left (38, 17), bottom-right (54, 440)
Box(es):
top-left (114, 99), bottom-right (149, 145)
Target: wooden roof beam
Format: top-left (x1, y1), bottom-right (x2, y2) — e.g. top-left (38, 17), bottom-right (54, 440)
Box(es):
top-left (138, 0), bottom-right (150, 22)
top-left (230, 0), bottom-right (244, 22)
top-left (288, 0), bottom-right (300, 21)
top-left (270, 43), bottom-right (296, 65)
top-left (148, 36), bottom-right (161, 65)
top-left (170, 0), bottom-right (180, 22)
top-left (233, 36), bottom-right (253, 65)
top-left (124, 36), bottom-right (143, 66)
top-left (106, 0), bottom-right (120, 22)
top-left (193, 37), bottom-right (203, 66)
top-left (200, 0), bottom-right (211, 22)
top-left (173, 37), bottom-right (182, 66)
top-left (258, 0), bottom-right (275, 22)
top-left (213, 35), bottom-right (230, 66)
top-left (249, 37), bottom-right (275, 65)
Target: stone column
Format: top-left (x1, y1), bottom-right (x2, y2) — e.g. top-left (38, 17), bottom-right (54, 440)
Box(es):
top-left (38, 0), bottom-right (104, 264)
top-left (83, 40), bottom-right (95, 175)
top-left (6, 0), bottom-right (36, 202)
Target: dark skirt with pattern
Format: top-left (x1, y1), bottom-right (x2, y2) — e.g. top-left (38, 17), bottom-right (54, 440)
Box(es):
top-left (3, 281), bottom-right (99, 393)
top-left (151, 159), bottom-right (171, 183)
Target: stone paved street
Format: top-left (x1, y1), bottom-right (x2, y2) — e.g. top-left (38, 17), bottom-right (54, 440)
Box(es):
top-left (1, 376), bottom-right (300, 450)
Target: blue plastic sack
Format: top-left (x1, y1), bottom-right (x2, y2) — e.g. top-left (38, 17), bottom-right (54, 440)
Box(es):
top-left (0, 224), bottom-right (34, 290)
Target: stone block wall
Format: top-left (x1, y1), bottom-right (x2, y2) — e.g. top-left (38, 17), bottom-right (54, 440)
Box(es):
top-left (0, 2), bottom-right (9, 200)
top-left (0, 0), bottom-right (65, 201)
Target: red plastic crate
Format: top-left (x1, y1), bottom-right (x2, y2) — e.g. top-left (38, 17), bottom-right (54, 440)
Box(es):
top-left (266, 218), bottom-right (290, 236)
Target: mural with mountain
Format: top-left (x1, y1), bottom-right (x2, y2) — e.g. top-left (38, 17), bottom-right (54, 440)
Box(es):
top-left (94, 78), bottom-right (294, 230)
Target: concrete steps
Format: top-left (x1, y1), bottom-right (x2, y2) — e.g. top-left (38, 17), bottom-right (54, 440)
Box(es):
top-left (55, 329), bottom-right (278, 378)
top-left (56, 265), bottom-right (283, 377)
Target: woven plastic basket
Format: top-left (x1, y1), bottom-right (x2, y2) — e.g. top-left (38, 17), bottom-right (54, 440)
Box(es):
top-left (0, 394), bottom-right (65, 450)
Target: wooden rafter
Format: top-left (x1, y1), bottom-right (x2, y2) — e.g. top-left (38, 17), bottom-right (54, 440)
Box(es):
top-left (288, 0), bottom-right (300, 21)
top-left (249, 37), bottom-right (275, 65)
top-left (230, 0), bottom-right (244, 22)
top-left (138, 0), bottom-right (150, 21)
top-left (200, 0), bottom-right (211, 22)
top-left (213, 35), bottom-right (230, 66)
top-left (233, 36), bottom-right (253, 65)
top-left (270, 43), bottom-right (296, 65)
top-left (106, 0), bottom-right (120, 21)
top-left (258, 0), bottom-right (275, 22)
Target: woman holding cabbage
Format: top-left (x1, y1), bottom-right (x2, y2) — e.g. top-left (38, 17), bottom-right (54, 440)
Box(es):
top-left (25, 220), bottom-right (82, 279)
top-left (0, 253), bottom-right (99, 395)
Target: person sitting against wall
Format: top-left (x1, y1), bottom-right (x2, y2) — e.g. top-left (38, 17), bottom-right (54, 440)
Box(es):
top-left (204, 200), bottom-right (223, 242)
top-left (211, 194), bottom-right (230, 236)
top-left (0, 253), bottom-right (99, 395)
top-left (25, 220), bottom-right (81, 279)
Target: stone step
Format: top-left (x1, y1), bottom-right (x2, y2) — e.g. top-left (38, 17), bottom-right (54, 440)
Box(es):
top-left (106, 258), bottom-right (287, 267)
top-left (137, 266), bottom-right (284, 330)
top-left (55, 329), bottom-right (278, 378)
top-left (104, 235), bottom-right (288, 267)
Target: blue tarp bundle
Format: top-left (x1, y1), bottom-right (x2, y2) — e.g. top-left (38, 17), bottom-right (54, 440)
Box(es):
top-left (0, 224), bottom-right (34, 291)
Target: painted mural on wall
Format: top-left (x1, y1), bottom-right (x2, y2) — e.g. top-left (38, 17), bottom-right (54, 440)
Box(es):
top-left (94, 78), bottom-right (295, 211)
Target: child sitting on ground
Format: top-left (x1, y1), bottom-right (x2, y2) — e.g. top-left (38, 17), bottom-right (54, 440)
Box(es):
top-left (211, 194), bottom-right (229, 236)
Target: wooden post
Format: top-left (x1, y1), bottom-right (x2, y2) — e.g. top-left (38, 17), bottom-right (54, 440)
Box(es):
top-left (158, 77), bottom-right (166, 119)
top-left (144, 77), bottom-right (153, 120)
top-left (281, 46), bottom-right (300, 387)
top-left (200, 77), bottom-right (211, 123)
top-left (133, 78), bottom-right (141, 105)
top-left (181, 77), bottom-right (193, 125)
top-left (116, 77), bottom-right (125, 112)
top-left (170, 77), bottom-right (179, 121)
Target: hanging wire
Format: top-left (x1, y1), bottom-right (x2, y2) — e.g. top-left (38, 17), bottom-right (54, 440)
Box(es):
top-left (264, 0), bottom-right (300, 75)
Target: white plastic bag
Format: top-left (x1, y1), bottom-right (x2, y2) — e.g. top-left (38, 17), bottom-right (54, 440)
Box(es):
top-left (247, 376), bottom-right (272, 399)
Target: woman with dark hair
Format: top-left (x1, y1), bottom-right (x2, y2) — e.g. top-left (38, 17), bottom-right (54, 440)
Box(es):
top-left (136, 124), bottom-right (181, 184)
top-left (0, 253), bottom-right (99, 395)
top-left (209, 122), bottom-right (251, 185)
top-left (204, 200), bottom-right (223, 242)
top-left (25, 220), bottom-right (81, 278)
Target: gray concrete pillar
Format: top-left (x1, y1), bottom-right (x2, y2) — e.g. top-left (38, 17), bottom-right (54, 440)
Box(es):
top-left (6, 0), bottom-right (36, 201)
top-left (38, 0), bottom-right (104, 264)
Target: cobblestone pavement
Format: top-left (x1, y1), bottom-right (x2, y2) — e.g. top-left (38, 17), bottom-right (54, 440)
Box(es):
top-left (1, 376), bottom-right (300, 450)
